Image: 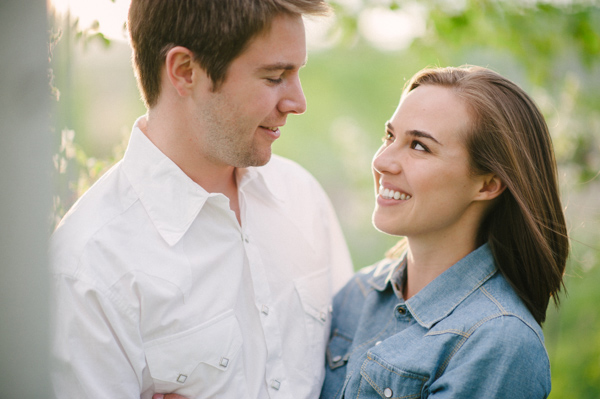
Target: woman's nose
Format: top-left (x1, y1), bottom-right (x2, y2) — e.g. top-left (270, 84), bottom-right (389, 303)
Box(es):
top-left (372, 144), bottom-right (402, 175)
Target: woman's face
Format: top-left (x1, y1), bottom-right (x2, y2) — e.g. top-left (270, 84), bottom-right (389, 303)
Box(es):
top-left (372, 85), bottom-right (488, 243)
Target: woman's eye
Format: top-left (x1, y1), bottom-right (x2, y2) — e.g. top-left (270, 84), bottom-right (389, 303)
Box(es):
top-left (266, 77), bottom-right (283, 84)
top-left (382, 132), bottom-right (394, 143)
top-left (411, 140), bottom-right (428, 152)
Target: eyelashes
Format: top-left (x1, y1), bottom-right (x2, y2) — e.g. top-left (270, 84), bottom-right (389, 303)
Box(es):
top-left (382, 131), bottom-right (430, 153)
top-left (410, 140), bottom-right (428, 152)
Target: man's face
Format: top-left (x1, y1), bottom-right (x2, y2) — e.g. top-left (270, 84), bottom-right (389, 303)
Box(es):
top-left (195, 13), bottom-right (307, 168)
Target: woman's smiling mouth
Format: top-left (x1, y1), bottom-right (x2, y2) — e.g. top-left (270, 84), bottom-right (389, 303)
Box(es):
top-left (379, 185), bottom-right (412, 200)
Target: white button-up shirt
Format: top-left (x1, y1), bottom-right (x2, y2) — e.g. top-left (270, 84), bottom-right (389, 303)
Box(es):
top-left (50, 119), bottom-right (354, 399)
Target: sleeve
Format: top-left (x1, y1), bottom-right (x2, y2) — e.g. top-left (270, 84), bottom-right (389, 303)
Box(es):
top-left (428, 316), bottom-right (551, 399)
top-left (51, 273), bottom-right (149, 398)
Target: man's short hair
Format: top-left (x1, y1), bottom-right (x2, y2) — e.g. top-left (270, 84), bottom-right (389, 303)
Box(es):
top-left (128, 0), bottom-right (330, 108)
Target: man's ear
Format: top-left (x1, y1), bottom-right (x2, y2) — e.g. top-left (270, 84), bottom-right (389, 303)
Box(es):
top-left (475, 174), bottom-right (506, 201)
top-left (165, 46), bottom-right (198, 97)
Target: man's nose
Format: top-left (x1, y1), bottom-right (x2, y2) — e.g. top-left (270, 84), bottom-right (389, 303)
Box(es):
top-left (278, 75), bottom-right (307, 115)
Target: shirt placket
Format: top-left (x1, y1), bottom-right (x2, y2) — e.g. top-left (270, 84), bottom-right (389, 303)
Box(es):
top-left (238, 191), bottom-right (291, 398)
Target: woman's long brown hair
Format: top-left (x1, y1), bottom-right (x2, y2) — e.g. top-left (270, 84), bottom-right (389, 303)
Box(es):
top-left (391, 66), bottom-right (568, 325)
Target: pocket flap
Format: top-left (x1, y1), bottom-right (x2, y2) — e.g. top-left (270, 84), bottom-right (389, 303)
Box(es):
top-left (144, 311), bottom-right (243, 383)
top-left (360, 353), bottom-right (427, 399)
top-left (294, 268), bottom-right (331, 324)
top-left (326, 330), bottom-right (352, 370)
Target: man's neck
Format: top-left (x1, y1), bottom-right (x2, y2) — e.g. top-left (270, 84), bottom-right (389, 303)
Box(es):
top-left (140, 113), bottom-right (242, 224)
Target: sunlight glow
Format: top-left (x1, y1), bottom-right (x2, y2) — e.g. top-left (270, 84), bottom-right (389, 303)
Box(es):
top-left (48, 0), bottom-right (131, 41)
top-left (47, 0), bottom-right (426, 51)
top-left (358, 4), bottom-right (427, 51)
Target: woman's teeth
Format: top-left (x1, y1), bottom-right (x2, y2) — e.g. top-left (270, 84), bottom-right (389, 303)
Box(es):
top-left (379, 186), bottom-right (411, 201)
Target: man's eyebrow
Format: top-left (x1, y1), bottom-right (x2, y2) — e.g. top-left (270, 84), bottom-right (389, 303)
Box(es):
top-left (256, 60), bottom-right (307, 73)
top-left (386, 122), bottom-right (441, 145)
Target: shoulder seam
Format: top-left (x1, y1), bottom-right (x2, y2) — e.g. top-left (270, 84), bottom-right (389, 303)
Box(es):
top-left (59, 194), bottom-right (140, 280)
top-left (434, 312), bottom-right (547, 379)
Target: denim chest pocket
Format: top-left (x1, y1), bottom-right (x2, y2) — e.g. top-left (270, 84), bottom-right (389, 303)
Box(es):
top-left (326, 330), bottom-right (352, 370)
top-left (144, 310), bottom-right (248, 398)
top-left (359, 353), bottom-right (427, 399)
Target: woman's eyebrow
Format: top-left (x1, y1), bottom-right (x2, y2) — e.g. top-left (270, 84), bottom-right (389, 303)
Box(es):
top-left (386, 122), bottom-right (442, 145)
top-left (407, 129), bottom-right (442, 145)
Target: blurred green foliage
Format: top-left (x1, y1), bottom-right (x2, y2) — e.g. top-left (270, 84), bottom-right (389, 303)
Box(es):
top-left (50, 0), bottom-right (600, 397)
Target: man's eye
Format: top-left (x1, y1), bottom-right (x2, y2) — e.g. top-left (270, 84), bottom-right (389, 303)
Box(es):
top-left (382, 132), bottom-right (394, 143)
top-left (266, 77), bottom-right (283, 84)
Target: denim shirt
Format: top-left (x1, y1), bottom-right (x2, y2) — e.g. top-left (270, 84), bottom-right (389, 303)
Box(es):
top-left (320, 244), bottom-right (551, 399)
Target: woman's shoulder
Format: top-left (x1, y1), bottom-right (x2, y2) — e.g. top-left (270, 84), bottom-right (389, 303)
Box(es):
top-left (331, 258), bottom-right (399, 316)
top-left (344, 258), bottom-right (400, 296)
top-left (437, 270), bottom-right (545, 345)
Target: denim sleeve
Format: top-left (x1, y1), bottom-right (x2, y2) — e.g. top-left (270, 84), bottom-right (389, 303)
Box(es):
top-left (428, 315), bottom-right (551, 399)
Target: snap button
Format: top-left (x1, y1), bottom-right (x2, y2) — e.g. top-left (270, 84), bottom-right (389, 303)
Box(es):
top-left (177, 374), bottom-right (187, 383)
top-left (384, 387), bottom-right (393, 398)
top-left (332, 355), bottom-right (343, 363)
top-left (397, 307), bottom-right (406, 315)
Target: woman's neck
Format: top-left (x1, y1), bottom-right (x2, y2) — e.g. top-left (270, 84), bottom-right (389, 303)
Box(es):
top-left (403, 235), bottom-right (478, 300)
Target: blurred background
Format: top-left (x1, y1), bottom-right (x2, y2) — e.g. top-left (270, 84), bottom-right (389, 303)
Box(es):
top-left (46, 0), bottom-right (599, 397)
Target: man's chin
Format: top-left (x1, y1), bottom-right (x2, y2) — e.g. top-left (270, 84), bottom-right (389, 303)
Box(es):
top-left (236, 151), bottom-right (272, 168)
top-left (252, 154), bottom-right (272, 167)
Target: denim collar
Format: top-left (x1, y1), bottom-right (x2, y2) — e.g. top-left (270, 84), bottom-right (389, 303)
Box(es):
top-left (368, 244), bottom-right (497, 329)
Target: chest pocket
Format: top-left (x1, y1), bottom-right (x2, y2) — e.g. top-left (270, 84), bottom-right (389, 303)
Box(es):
top-left (144, 310), bottom-right (248, 399)
top-left (294, 268), bottom-right (332, 375)
top-left (358, 353), bottom-right (427, 399)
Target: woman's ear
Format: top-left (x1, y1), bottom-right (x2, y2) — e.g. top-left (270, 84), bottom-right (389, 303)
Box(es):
top-left (475, 174), bottom-right (506, 201)
top-left (165, 46), bottom-right (196, 97)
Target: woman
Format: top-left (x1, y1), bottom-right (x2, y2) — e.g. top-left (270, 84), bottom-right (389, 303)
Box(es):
top-left (320, 66), bottom-right (568, 399)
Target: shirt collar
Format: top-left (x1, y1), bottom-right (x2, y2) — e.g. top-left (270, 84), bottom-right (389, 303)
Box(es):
top-left (368, 243), bottom-right (497, 329)
top-left (121, 117), bottom-right (282, 246)
top-left (367, 257), bottom-right (405, 292)
top-left (236, 161), bottom-right (284, 204)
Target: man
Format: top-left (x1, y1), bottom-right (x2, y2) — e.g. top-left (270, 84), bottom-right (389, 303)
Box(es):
top-left (50, 1), bottom-right (353, 398)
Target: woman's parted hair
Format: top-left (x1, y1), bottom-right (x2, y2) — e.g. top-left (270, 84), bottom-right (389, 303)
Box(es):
top-left (128, 0), bottom-right (330, 108)
top-left (397, 66), bottom-right (568, 325)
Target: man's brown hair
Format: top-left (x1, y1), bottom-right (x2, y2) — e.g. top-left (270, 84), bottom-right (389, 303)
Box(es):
top-left (128, 0), bottom-right (330, 108)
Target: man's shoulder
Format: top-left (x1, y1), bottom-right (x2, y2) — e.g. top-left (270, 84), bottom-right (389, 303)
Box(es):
top-left (249, 154), bottom-right (330, 209)
top-left (261, 154), bottom-right (320, 185)
top-left (50, 161), bottom-right (139, 275)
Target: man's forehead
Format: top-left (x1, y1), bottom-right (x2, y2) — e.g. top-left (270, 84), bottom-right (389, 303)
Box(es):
top-left (233, 13), bottom-right (307, 69)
